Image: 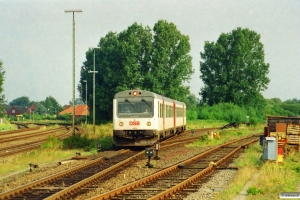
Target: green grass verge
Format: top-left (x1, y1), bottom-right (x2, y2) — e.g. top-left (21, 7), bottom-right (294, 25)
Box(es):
top-left (213, 143), bottom-right (300, 200)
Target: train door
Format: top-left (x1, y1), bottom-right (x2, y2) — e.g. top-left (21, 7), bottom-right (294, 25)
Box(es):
top-left (173, 101), bottom-right (176, 132)
top-left (183, 103), bottom-right (186, 130)
top-left (162, 98), bottom-right (165, 132)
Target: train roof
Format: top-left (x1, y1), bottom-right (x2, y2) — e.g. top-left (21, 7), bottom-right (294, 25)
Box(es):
top-left (114, 89), bottom-right (185, 105)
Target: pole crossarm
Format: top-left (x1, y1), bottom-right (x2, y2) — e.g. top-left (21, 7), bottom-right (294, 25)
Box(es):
top-left (88, 70), bottom-right (98, 73)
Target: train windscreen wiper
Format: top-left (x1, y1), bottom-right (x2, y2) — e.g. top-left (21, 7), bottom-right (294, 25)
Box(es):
top-left (142, 98), bottom-right (151, 107)
top-left (125, 98), bottom-right (134, 107)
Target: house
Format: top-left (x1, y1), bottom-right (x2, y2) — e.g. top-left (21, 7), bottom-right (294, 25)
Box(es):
top-left (1, 104), bottom-right (12, 115)
top-left (58, 104), bottom-right (89, 117)
top-left (7, 106), bottom-right (28, 117)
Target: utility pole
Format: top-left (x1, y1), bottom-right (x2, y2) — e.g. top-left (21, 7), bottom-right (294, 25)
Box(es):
top-left (89, 47), bottom-right (99, 134)
top-left (64, 9), bottom-right (82, 136)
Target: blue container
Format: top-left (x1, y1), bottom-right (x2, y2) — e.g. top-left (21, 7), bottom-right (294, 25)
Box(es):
top-left (263, 137), bottom-right (277, 160)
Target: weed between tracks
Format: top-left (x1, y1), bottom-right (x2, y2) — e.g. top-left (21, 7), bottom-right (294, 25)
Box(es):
top-left (187, 124), bottom-right (263, 148)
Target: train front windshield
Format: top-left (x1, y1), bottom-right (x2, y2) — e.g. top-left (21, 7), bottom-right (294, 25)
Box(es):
top-left (116, 96), bottom-right (153, 118)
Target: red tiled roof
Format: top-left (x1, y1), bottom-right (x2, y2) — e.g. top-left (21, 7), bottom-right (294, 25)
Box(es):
top-left (58, 105), bottom-right (89, 116)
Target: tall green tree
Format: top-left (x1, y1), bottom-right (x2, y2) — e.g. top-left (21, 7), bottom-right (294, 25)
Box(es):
top-left (9, 96), bottom-right (30, 107)
top-left (79, 20), bottom-right (194, 122)
top-left (199, 27), bottom-right (270, 108)
top-left (40, 96), bottom-right (62, 115)
top-left (185, 93), bottom-right (199, 110)
top-left (151, 20), bottom-right (194, 101)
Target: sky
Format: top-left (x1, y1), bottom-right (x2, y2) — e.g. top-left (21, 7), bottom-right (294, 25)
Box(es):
top-left (0, 0), bottom-right (299, 106)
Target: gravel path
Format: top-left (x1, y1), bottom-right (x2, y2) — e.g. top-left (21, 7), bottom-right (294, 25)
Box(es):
top-left (184, 163), bottom-right (238, 200)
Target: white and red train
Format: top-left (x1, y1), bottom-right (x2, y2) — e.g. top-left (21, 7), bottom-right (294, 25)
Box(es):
top-left (113, 89), bottom-right (186, 146)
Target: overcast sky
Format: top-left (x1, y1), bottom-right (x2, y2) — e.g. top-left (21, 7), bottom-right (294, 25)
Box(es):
top-left (1, 0), bottom-right (299, 105)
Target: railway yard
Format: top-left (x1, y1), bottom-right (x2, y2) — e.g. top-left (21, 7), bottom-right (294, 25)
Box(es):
top-left (0, 122), bottom-right (298, 200)
top-left (0, 125), bottom-right (263, 200)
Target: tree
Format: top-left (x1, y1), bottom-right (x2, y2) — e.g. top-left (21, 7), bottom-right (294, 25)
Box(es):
top-left (68, 98), bottom-right (84, 106)
top-left (283, 98), bottom-right (300, 104)
top-left (185, 93), bottom-right (199, 110)
top-left (266, 98), bottom-right (282, 105)
top-left (150, 20), bottom-right (194, 101)
top-left (40, 96), bottom-right (62, 115)
top-left (79, 20), bottom-right (194, 122)
top-left (9, 96), bottom-right (30, 107)
top-left (199, 27), bottom-right (270, 108)
top-left (33, 102), bottom-right (47, 115)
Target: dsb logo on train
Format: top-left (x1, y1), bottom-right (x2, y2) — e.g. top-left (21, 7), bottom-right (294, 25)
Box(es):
top-left (129, 120), bottom-right (140, 126)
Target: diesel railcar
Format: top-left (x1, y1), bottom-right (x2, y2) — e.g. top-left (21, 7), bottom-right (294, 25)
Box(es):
top-left (113, 89), bottom-right (186, 146)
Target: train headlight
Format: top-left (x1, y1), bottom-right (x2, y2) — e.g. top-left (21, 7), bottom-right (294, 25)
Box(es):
top-left (147, 121), bottom-right (151, 126)
top-left (119, 122), bottom-right (124, 126)
top-left (133, 91), bottom-right (138, 96)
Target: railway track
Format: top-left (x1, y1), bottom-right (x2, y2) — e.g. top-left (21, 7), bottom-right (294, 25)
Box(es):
top-left (0, 127), bottom-right (66, 144)
top-left (0, 127), bottom-right (72, 157)
top-left (88, 134), bottom-right (258, 200)
top-left (0, 127), bottom-right (40, 136)
top-left (0, 127), bottom-right (219, 200)
top-left (0, 149), bottom-right (140, 200)
top-left (161, 127), bottom-right (220, 146)
top-left (0, 130), bottom-right (72, 157)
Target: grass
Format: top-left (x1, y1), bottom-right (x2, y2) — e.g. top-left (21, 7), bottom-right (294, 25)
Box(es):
top-left (186, 119), bottom-right (227, 130)
top-left (0, 146), bottom-right (87, 176)
top-left (213, 142), bottom-right (300, 200)
top-left (0, 120), bottom-right (246, 176)
top-left (2, 119), bottom-right (299, 198)
top-left (187, 124), bottom-right (264, 148)
top-left (0, 123), bottom-right (18, 131)
top-left (246, 149), bottom-right (300, 200)
top-left (0, 120), bottom-right (262, 179)
top-left (0, 122), bottom-right (115, 177)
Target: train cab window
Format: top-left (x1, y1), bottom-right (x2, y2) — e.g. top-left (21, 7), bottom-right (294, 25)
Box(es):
top-left (116, 97), bottom-right (153, 118)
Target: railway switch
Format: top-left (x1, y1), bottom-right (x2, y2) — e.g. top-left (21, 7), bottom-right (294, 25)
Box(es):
top-left (145, 148), bottom-right (154, 168)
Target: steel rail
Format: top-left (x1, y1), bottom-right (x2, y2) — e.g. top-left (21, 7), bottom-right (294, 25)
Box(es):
top-left (41, 127), bottom-right (236, 199)
top-left (0, 129), bottom-right (72, 157)
top-left (149, 139), bottom-right (258, 200)
top-left (0, 127), bottom-right (231, 199)
top-left (0, 127), bottom-right (40, 136)
top-left (0, 154), bottom-right (104, 200)
top-left (0, 127), bottom-right (66, 144)
top-left (0, 149), bottom-right (134, 200)
top-left (87, 134), bottom-right (258, 200)
top-left (44, 151), bottom-right (144, 200)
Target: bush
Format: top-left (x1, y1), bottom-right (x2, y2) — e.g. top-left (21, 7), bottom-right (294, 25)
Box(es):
top-left (62, 135), bottom-right (114, 151)
top-left (190, 102), bottom-right (267, 126)
top-left (186, 110), bottom-right (197, 120)
top-left (57, 113), bottom-right (71, 121)
top-left (40, 136), bottom-right (62, 150)
top-left (247, 186), bottom-right (263, 195)
top-left (63, 135), bottom-right (93, 149)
